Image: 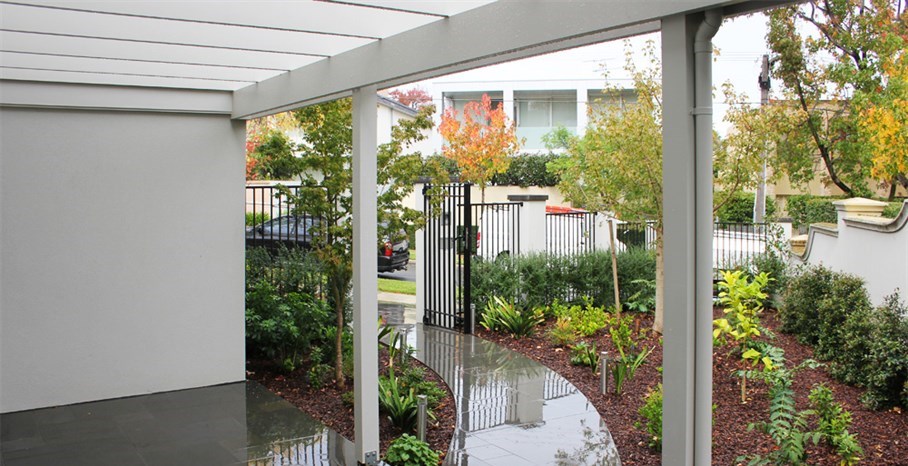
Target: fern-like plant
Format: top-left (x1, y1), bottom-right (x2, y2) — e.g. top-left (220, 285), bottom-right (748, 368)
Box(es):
top-left (809, 385), bottom-right (863, 465)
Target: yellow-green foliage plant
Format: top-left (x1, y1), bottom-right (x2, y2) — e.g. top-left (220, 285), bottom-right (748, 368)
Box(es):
top-left (713, 270), bottom-right (773, 402)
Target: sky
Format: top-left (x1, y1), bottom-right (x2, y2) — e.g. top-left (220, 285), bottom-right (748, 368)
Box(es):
top-left (398, 13), bottom-right (773, 136)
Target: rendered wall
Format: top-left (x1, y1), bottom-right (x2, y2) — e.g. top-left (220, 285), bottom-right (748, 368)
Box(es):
top-left (793, 201), bottom-right (908, 306)
top-left (0, 107), bottom-right (246, 413)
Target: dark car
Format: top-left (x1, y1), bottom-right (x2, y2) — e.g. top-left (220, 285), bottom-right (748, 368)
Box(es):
top-left (245, 215), bottom-right (409, 273)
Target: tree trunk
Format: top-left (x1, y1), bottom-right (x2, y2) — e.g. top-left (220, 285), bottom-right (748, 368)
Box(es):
top-left (334, 288), bottom-right (346, 390)
top-left (653, 231), bottom-right (664, 334)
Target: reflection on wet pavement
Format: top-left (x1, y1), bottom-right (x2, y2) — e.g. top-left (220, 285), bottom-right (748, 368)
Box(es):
top-left (391, 322), bottom-right (621, 466)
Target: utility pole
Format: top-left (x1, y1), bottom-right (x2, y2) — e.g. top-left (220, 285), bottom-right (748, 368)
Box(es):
top-left (754, 54), bottom-right (770, 224)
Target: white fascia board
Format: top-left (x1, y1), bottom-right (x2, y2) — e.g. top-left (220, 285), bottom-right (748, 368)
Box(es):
top-left (0, 80), bottom-right (233, 114)
top-left (232, 0), bottom-right (762, 119)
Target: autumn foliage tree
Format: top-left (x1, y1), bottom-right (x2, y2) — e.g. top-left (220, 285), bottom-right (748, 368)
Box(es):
top-left (388, 87), bottom-right (432, 108)
top-left (860, 50), bottom-right (908, 190)
top-left (438, 94), bottom-right (522, 202)
top-left (765, 0), bottom-right (908, 196)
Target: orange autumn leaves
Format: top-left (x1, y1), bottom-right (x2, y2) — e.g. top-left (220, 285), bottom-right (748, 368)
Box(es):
top-left (438, 94), bottom-right (522, 190)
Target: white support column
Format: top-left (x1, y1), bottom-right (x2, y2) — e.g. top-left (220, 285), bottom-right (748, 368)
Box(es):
top-left (576, 87), bottom-right (589, 136)
top-left (352, 86), bottom-right (379, 466)
top-left (660, 14), bottom-right (699, 466)
top-left (414, 182), bottom-right (426, 324)
top-left (508, 194), bottom-right (548, 254)
top-left (503, 88), bottom-right (515, 123)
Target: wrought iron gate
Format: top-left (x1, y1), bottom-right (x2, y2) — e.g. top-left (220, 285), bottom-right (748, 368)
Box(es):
top-left (423, 184), bottom-right (522, 333)
top-left (423, 183), bottom-right (473, 332)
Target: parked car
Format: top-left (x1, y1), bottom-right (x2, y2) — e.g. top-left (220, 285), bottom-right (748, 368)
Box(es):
top-left (245, 215), bottom-right (410, 273)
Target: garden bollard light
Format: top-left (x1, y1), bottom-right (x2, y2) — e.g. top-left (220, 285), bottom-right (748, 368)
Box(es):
top-left (600, 351), bottom-right (609, 395)
top-left (417, 394), bottom-right (428, 441)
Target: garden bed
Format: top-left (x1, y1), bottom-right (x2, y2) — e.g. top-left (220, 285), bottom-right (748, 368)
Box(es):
top-left (246, 349), bottom-right (455, 461)
top-left (477, 309), bottom-right (907, 465)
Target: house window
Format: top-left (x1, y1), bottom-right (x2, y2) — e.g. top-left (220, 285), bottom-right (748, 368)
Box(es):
top-left (515, 90), bottom-right (577, 150)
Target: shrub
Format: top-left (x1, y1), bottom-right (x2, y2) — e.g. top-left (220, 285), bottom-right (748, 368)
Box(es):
top-left (547, 317), bottom-right (579, 347)
top-left (786, 194), bottom-right (839, 230)
top-left (814, 273), bottom-right (871, 361)
top-left (246, 245), bottom-right (326, 296)
top-left (384, 434), bottom-right (441, 466)
top-left (245, 280), bottom-right (333, 371)
top-left (780, 265), bottom-right (839, 346)
top-left (636, 384), bottom-right (663, 451)
top-left (470, 249), bottom-right (656, 312)
top-left (858, 293), bottom-right (908, 409)
top-left (550, 299), bottom-right (608, 337)
top-left (490, 153), bottom-right (560, 187)
top-left (479, 296), bottom-right (544, 338)
top-left (715, 191), bottom-right (777, 223)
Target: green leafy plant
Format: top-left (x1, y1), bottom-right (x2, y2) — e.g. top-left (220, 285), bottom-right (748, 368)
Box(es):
top-left (786, 195), bottom-right (839, 231)
top-left (479, 296), bottom-right (544, 338)
top-left (635, 383), bottom-right (663, 451)
top-left (550, 299), bottom-right (608, 337)
top-left (714, 190), bottom-right (777, 223)
top-left (625, 278), bottom-right (656, 313)
top-left (809, 385), bottom-right (863, 465)
top-left (398, 365), bottom-right (447, 410)
top-left (569, 341), bottom-right (599, 374)
top-left (713, 270), bottom-right (772, 402)
top-left (379, 372), bottom-right (424, 432)
top-left (384, 434), bottom-right (441, 466)
top-left (608, 313), bottom-right (653, 394)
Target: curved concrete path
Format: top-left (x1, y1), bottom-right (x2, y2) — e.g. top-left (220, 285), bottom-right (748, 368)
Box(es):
top-left (390, 322), bottom-right (621, 466)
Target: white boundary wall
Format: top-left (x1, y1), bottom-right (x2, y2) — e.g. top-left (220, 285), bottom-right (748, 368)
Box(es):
top-left (0, 107), bottom-right (246, 413)
top-left (792, 199), bottom-right (908, 306)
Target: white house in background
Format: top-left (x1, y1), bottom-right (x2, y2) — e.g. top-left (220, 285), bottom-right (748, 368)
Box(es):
top-left (419, 79), bottom-right (635, 153)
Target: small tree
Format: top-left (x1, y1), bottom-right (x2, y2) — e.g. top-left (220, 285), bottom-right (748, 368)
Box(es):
top-left (388, 87), bottom-right (432, 108)
top-left (438, 93), bottom-right (522, 203)
top-left (549, 42), bottom-right (765, 333)
top-left (281, 100), bottom-right (440, 389)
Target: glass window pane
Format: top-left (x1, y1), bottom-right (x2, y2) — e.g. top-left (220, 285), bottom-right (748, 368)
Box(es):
top-left (518, 100), bottom-right (550, 127)
top-left (552, 100), bottom-right (577, 127)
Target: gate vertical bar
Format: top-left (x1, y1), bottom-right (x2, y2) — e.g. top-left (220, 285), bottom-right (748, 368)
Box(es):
top-left (463, 184), bottom-right (473, 334)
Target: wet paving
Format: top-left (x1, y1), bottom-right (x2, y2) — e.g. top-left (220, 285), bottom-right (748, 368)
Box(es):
top-left (2, 301), bottom-right (619, 466)
top-left (0, 382), bottom-right (353, 465)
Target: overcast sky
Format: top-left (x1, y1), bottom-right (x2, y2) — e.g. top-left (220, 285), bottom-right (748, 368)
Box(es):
top-left (400, 13), bottom-right (773, 135)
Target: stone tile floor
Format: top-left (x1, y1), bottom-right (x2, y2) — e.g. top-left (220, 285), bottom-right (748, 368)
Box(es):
top-left (1, 301), bottom-right (619, 465)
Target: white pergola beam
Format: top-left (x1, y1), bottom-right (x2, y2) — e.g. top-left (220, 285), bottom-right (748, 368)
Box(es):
top-left (352, 85), bottom-right (380, 465)
top-left (236, 0), bottom-right (775, 118)
top-left (0, 80), bottom-right (233, 113)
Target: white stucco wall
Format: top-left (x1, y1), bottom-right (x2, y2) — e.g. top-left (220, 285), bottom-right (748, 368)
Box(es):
top-left (793, 202), bottom-right (908, 306)
top-left (0, 107), bottom-right (246, 413)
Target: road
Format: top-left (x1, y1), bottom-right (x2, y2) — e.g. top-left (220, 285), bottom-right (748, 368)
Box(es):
top-left (378, 261), bottom-right (415, 282)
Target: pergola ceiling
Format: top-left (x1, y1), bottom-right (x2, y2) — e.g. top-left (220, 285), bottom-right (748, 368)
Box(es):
top-left (0, 0), bottom-right (495, 91)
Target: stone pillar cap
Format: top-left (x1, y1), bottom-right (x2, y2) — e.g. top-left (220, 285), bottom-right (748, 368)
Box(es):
top-left (833, 197), bottom-right (887, 217)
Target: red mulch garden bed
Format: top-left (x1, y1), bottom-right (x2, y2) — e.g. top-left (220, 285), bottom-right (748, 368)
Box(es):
top-left (246, 349), bottom-right (456, 461)
top-left (477, 308), bottom-right (907, 466)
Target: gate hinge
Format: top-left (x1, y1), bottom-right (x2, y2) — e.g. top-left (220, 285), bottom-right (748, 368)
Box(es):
top-left (363, 450), bottom-right (378, 466)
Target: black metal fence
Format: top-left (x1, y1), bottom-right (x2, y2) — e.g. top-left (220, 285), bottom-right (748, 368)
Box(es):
top-left (614, 221), bottom-right (658, 251)
top-left (245, 184), bottom-right (319, 250)
top-left (616, 220), bottom-right (774, 279)
top-left (546, 211), bottom-right (596, 256)
top-left (470, 202), bottom-right (521, 260)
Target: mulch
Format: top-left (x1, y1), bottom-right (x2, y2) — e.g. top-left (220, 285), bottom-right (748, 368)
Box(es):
top-left (246, 349), bottom-right (456, 461)
top-left (477, 308), bottom-right (907, 466)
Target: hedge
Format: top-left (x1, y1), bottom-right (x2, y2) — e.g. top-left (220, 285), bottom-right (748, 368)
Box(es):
top-left (780, 265), bottom-right (907, 408)
top-left (470, 248), bottom-right (656, 312)
top-left (786, 195), bottom-right (839, 229)
top-left (715, 191), bottom-right (777, 223)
